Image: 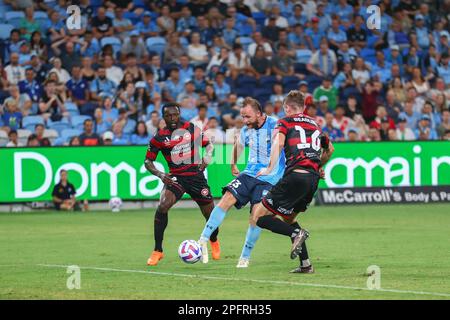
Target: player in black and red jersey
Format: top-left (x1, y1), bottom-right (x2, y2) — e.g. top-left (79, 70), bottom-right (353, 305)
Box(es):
top-left (254, 90), bottom-right (334, 270)
top-left (144, 102), bottom-right (220, 266)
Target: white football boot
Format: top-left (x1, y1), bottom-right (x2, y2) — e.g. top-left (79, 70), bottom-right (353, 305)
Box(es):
top-left (198, 238), bottom-right (209, 264)
top-left (236, 257), bottom-right (250, 268)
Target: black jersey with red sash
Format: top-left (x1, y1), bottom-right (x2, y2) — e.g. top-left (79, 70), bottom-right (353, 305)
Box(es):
top-left (146, 121), bottom-right (210, 176)
top-left (276, 113), bottom-right (329, 174)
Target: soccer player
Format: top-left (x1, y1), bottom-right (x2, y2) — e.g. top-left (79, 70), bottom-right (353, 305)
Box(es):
top-left (254, 90), bottom-right (334, 271)
top-left (144, 102), bottom-right (220, 266)
top-left (198, 97), bottom-right (287, 268)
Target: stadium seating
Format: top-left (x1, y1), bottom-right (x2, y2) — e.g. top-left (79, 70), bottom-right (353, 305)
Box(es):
top-left (4, 11), bottom-right (24, 28)
top-left (43, 129), bottom-right (59, 145)
top-left (17, 129), bottom-right (31, 145)
top-left (0, 130), bottom-right (7, 146)
top-left (237, 37), bottom-right (254, 52)
top-left (282, 76), bottom-right (301, 93)
top-left (100, 37), bottom-right (122, 58)
top-left (146, 37), bottom-right (167, 57)
top-left (259, 75), bottom-right (278, 90)
top-left (60, 129), bottom-right (83, 144)
top-left (253, 88), bottom-right (272, 105)
top-left (65, 102), bottom-right (80, 117)
top-left (47, 120), bottom-right (71, 136)
top-left (22, 116), bottom-right (44, 132)
top-left (71, 115), bottom-right (92, 131)
top-left (123, 119), bottom-right (137, 134)
top-left (296, 49), bottom-right (313, 64)
top-left (0, 23), bottom-right (14, 40)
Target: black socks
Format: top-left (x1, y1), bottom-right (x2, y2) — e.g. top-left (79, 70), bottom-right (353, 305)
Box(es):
top-left (154, 209), bottom-right (168, 252)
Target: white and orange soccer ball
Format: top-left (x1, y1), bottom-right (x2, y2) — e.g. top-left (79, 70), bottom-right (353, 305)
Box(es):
top-left (178, 240), bottom-right (202, 264)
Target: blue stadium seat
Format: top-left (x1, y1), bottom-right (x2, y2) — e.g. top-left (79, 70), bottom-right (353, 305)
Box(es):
top-left (180, 108), bottom-right (197, 121)
top-left (22, 115), bottom-right (44, 132)
top-left (253, 88), bottom-right (272, 105)
top-left (252, 12), bottom-right (266, 27)
top-left (5, 11), bottom-right (24, 28)
top-left (33, 11), bottom-right (47, 25)
top-left (235, 87), bottom-right (254, 98)
top-left (100, 37), bottom-right (122, 57)
top-left (48, 120), bottom-right (71, 136)
top-left (146, 37), bottom-right (166, 57)
top-left (0, 23), bottom-right (14, 40)
top-left (179, 36), bottom-right (189, 48)
top-left (259, 75), bottom-right (277, 90)
top-left (237, 36), bottom-right (254, 52)
top-left (296, 49), bottom-right (313, 64)
top-left (71, 115), bottom-right (92, 131)
top-left (238, 24), bottom-right (254, 37)
top-left (65, 102), bottom-right (80, 117)
top-left (133, 0), bottom-right (146, 8)
top-left (237, 75), bottom-right (257, 89)
top-left (60, 129), bottom-right (82, 143)
top-left (123, 11), bottom-right (140, 25)
top-left (123, 119), bottom-right (137, 134)
top-left (282, 76), bottom-right (301, 92)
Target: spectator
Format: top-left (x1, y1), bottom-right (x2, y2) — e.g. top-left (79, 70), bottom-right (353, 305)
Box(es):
top-left (270, 83), bottom-right (285, 105)
top-left (19, 7), bottom-right (40, 41)
top-left (131, 121), bottom-right (150, 145)
top-left (347, 15), bottom-right (367, 51)
top-left (147, 55), bottom-right (166, 83)
top-left (398, 101), bottom-right (420, 130)
top-left (305, 103), bottom-right (325, 128)
top-left (406, 86), bottom-right (425, 114)
top-left (49, 57), bottom-right (71, 85)
top-left (347, 128), bottom-right (360, 142)
top-left (6, 130), bottom-right (23, 147)
top-left (113, 7), bottom-right (134, 40)
top-left (69, 136), bottom-right (81, 146)
top-left (1, 99), bottom-right (22, 132)
top-left (415, 115), bottom-right (438, 140)
top-left (250, 45), bottom-right (271, 79)
top-left (307, 41), bottom-right (337, 77)
top-left (262, 16), bottom-right (279, 45)
top-left (223, 18), bottom-right (239, 47)
top-left (101, 96), bottom-right (119, 126)
top-left (272, 43), bottom-right (296, 79)
top-left (188, 32), bottom-right (209, 67)
top-left (18, 68), bottom-right (43, 105)
top-left (288, 24), bottom-right (309, 50)
top-left (45, 10), bottom-right (66, 42)
top-left (157, 5), bottom-right (176, 35)
top-left (165, 33), bottom-right (188, 65)
top-left (163, 68), bottom-right (184, 102)
top-left (204, 116), bottom-right (225, 144)
top-left (395, 116), bottom-right (416, 141)
top-left (213, 72), bottom-right (231, 104)
top-left (93, 107), bottom-right (110, 135)
top-left (38, 80), bottom-right (69, 122)
top-left (367, 127), bottom-right (381, 142)
top-left (248, 32), bottom-right (273, 58)
top-left (79, 119), bottom-right (103, 146)
top-left (18, 41), bottom-right (33, 67)
top-left (111, 122), bottom-right (129, 145)
top-left (313, 77), bottom-right (338, 110)
top-left (178, 55), bottom-right (194, 84)
top-left (190, 104), bottom-right (209, 130)
top-left (360, 81), bottom-right (383, 122)
top-left (104, 55), bottom-right (124, 86)
top-left (92, 7), bottom-right (114, 39)
top-left (327, 16), bottom-right (347, 51)
top-left (370, 106), bottom-right (396, 130)
top-left (322, 112), bottom-right (344, 141)
top-left (437, 110), bottom-right (450, 139)
top-left (176, 7), bottom-right (197, 37)
top-left (137, 11), bottom-right (160, 38)
top-left (384, 89), bottom-right (402, 121)
top-left (265, 5), bottom-right (288, 29)
top-left (51, 40), bottom-right (82, 73)
top-left (90, 67), bottom-right (117, 103)
top-left (121, 32), bottom-right (149, 64)
top-left (27, 133), bottom-right (40, 147)
top-left (79, 31), bottom-right (101, 60)
top-left (390, 77), bottom-right (407, 104)
top-left (305, 17), bottom-right (325, 50)
top-left (102, 131), bottom-right (114, 145)
top-left (333, 105), bottom-right (354, 133)
top-left (146, 110), bottom-right (160, 137)
top-left (177, 81), bottom-right (199, 109)
top-left (117, 83), bottom-right (138, 119)
top-left (5, 53), bottom-right (25, 85)
top-left (34, 123), bottom-right (51, 146)
top-left (52, 170), bottom-right (80, 211)
top-left (436, 53), bottom-right (450, 85)
top-left (66, 65), bottom-right (90, 110)
top-left (371, 51), bottom-right (392, 83)
top-left (207, 48), bottom-right (229, 78)
top-left (80, 57), bottom-right (96, 83)
top-left (288, 4), bottom-right (308, 27)
top-left (4, 84), bottom-right (32, 116)
top-left (420, 100), bottom-right (441, 129)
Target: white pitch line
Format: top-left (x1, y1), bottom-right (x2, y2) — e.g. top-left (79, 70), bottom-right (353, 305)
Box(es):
top-left (37, 264), bottom-right (450, 298)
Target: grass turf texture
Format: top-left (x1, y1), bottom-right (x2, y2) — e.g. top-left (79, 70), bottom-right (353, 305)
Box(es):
top-left (1, 204), bottom-right (449, 300)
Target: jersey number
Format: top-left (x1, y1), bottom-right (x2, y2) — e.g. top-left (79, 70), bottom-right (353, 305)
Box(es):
top-left (294, 126), bottom-right (321, 151)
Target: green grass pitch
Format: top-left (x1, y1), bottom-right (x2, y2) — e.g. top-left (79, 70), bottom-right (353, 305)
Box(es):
top-left (1, 203), bottom-right (449, 300)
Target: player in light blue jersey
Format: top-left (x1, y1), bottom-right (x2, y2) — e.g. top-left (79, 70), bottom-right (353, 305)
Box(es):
top-left (198, 97), bottom-right (285, 267)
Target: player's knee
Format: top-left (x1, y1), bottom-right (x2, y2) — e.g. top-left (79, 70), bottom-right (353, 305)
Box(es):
top-left (218, 192), bottom-right (236, 211)
top-left (156, 204), bottom-right (170, 214)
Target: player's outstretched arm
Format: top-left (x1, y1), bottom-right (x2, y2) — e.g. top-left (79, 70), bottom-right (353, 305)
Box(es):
top-left (144, 159), bottom-right (175, 185)
top-left (256, 131), bottom-right (285, 177)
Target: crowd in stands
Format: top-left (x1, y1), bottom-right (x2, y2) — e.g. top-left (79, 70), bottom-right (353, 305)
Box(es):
top-left (0, 0), bottom-right (449, 148)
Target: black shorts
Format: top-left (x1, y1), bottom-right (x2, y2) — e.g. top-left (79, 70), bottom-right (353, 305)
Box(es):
top-left (261, 171), bottom-right (319, 218)
top-left (166, 172), bottom-right (213, 205)
top-left (222, 174), bottom-right (273, 211)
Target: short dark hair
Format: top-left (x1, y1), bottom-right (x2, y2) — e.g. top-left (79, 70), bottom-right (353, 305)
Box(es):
top-left (197, 103), bottom-right (208, 111)
top-left (35, 123), bottom-right (45, 129)
top-left (162, 102), bottom-right (181, 114)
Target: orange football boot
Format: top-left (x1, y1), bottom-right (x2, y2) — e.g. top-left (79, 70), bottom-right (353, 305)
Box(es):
top-left (147, 251), bottom-right (164, 266)
top-left (210, 240), bottom-right (221, 260)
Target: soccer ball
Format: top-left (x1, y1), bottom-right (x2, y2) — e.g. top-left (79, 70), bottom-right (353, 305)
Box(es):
top-left (178, 240), bottom-right (202, 264)
top-left (109, 197), bottom-right (123, 212)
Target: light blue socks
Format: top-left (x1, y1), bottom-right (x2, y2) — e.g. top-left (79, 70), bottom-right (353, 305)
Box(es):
top-left (240, 224), bottom-right (262, 259)
top-left (201, 206), bottom-right (226, 240)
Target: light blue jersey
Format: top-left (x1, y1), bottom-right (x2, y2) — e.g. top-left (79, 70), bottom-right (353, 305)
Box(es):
top-left (239, 116), bottom-right (285, 186)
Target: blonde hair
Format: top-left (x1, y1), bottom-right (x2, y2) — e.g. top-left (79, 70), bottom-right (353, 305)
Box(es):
top-left (283, 90), bottom-right (305, 111)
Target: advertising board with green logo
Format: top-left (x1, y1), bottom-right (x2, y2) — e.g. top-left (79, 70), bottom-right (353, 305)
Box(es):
top-left (0, 141), bottom-right (449, 203)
